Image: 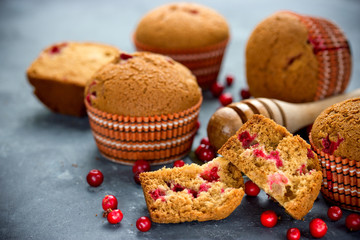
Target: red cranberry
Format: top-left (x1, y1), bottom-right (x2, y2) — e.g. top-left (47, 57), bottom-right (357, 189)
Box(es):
top-left (327, 206), bottom-right (342, 221)
top-left (102, 195), bottom-right (118, 211)
top-left (132, 160), bottom-right (151, 174)
top-left (173, 160), bottom-right (185, 168)
top-left (107, 209), bottom-right (123, 224)
top-left (261, 210), bottom-right (278, 228)
top-left (309, 218), bottom-right (327, 238)
top-left (287, 228), bottom-right (300, 240)
top-left (136, 216), bottom-right (152, 232)
top-left (226, 75), bottom-right (234, 86)
top-left (195, 144), bottom-right (208, 156)
top-left (120, 53), bottom-right (133, 60)
top-left (211, 82), bottom-right (225, 97)
top-left (219, 93), bottom-right (233, 106)
top-left (197, 147), bottom-right (216, 162)
top-left (200, 137), bottom-right (211, 146)
top-left (345, 213), bottom-right (360, 231)
top-left (245, 180), bottom-right (260, 197)
top-left (86, 169), bottom-right (104, 187)
top-left (200, 166), bottom-right (220, 182)
top-left (240, 88), bottom-right (251, 100)
top-left (134, 171), bottom-right (141, 185)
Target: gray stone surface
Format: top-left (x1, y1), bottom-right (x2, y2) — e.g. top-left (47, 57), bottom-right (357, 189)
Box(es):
top-left (0, 0), bottom-right (359, 239)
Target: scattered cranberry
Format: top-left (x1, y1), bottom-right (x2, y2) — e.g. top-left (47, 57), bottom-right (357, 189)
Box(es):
top-left (86, 169), bottom-right (104, 187)
top-left (219, 93), bottom-right (233, 106)
top-left (309, 218), bottom-right (327, 238)
top-left (173, 160), bottom-right (185, 168)
top-left (197, 147), bottom-right (216, 162)
top-left (327, 206), bottom-right (342, 221)
top-left (226, 75), bottom-right (234, 86)
top-left (134, 171), bottom-right (141, 185)
top-left (210, 82), bottom-right (225, 97)
top-left (245, 180), bottom-right (260, 197)
top-left (195, 144), bottom-right (208, 156)
top-left (102, 195), bottom-right (118, 211)
top-left (132, 160), bottom-right (151, 174)
top-left (240, 88), bottom-right (251, 100)
top-left (261, 210), bottom-right (278, 228)
top-left (120, 53), bottom-right (133, 60)
top-left (136, 216), bottom-right (152, 232)
top-left (345, 213), bottom-right (360, 231)
top-left (287, 228), bottom-right (301, 240)
top-left (107, 209), bottom-right (123, 224)
top-left (200, 137), bottom-right (211, 146)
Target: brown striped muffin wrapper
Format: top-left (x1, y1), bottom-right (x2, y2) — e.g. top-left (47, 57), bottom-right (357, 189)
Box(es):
top-left (85, 98), bottom-right (202, 165)
top-left (133, 37), bottom-right (229, 89)
top-left (310, 139), bottom-right (359, 212)
top-left (288, 12), bottom-right (352, 101)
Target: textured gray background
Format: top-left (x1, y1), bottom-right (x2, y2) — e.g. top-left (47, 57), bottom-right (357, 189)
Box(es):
top-left (1, 0), bottom-right (360, 239)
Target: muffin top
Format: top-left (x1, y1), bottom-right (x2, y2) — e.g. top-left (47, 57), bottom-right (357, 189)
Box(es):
top-left (134, 2), bottom-right (229, 49)
top-left (311, 98), bottom-right (360, 161)
top-left (246, 11), bottom-right (319, 102)
top-left (85, 52), bottom-right (202, 117)
top-left (27, 42), bottom-right (120, 85)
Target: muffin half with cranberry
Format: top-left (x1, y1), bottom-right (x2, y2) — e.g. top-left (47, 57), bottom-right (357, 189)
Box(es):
top-left (85, 52), bottom-right (202, 165)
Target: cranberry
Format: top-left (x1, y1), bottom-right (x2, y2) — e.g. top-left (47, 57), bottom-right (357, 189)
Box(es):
top-left (102, 195), bottom-right (118, 211)
top-left (136, 216), bottom-right (152, 232)
top-left (107, 209), bottom-right (123, 224)
top-left (240, 88), bottom-right (251, 100)
top-left (327, 206), bottom-right (342, 221)
top-left (226, 75), bottom-right (234, 86)
top-left (287, 228), bottom-right (300, 240)
top-left (173, 160), bottom-right (185, 168)
top-left (345, 213), bottom-right (360, 231)
top-left (134, 171), bottom-right (141, 185)
top-left (195, 144), bottom-right (208, 156)
top-left (210, 82), bottom-right (225, 97)
top-left (132, 160), bottom-right (151, 174)
top-left (200, 166), bottom-right (220, 182)
top-left (261, 210), bottom-right (278, 228)
top-left (200, 137), bottom-right (211, 146)
top-left (245, 180), bottom-right (260, 197)
top-left (238, 131), bottom-right (257, 149)
top-left (197, 147), bottom-right (216, 162)
top-left (120, 53), bottom-right (133, 60)
top-left (307, 148), bottom-right (315, 159)
top-left (321, 135), bottom-right (344, 155)
top-left (86, 169), bottom-right (104, 187)
top-left (219, 93), bottom-right (233, 106)
top-left (309, 218), bottom-right (327, 238)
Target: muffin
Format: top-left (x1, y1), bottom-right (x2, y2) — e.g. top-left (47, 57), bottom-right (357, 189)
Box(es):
top-left (133, 2), bottom-right (230, 89)
top-left (27, 42), bottom-right (120, 116)
top-left (310, 98), bottom-right (360, 211)
top-left (140, 157), bottom-right (244, 223)
top-left (219, 115), bottom-right (322, 220)
top-left (85, 52), bottom-right (202, 165)
top-left (246, 11), bottom-right (351, 103)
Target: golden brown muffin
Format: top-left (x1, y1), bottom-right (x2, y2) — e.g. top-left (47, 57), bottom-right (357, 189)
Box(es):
top-left (246, 11), bottom-right (351, 103)
top-left (27, 42), bottom-right (120, 116)
top-left (219, 115), bottom-right (322, 220)
top-left (139, 157), bottom-right (244, 223)
top-left (310, 98), bottom-right (360, 161)
top-left (85, 51), bottom-right (201, 116)
top-left (134, 2), bottom-right (229, 50)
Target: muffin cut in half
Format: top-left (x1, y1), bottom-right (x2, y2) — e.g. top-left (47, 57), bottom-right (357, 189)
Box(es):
top-left (139, 157), bottom-right (244, 223)
top-left (219, 114), bottom-right (322, 220)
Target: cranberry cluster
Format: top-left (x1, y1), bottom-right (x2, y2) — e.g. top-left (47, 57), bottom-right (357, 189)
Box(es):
top-left (195, 137), bottom-right (216, 162)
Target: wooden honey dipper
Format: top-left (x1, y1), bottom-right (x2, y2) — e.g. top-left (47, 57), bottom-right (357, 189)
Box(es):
top-left (207, 89), bottom-right (360, 150)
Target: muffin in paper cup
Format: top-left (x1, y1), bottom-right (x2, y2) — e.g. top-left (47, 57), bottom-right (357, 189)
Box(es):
top-left (310, 98), bottom-right (360, 212)
top-left (133, 2), bottom-right (230, 89)
top-left (246, 11), bottom-right (351, 103)
top-left (84, 52), bottom-right (202, 165)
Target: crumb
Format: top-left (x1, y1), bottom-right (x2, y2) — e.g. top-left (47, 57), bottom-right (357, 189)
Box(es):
top-left (95, 214), bottom-right (98, 217)
top-left (72, 163), bottom-right (78, 168)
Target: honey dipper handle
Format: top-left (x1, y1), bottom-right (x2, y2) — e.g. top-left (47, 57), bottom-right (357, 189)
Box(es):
top-left (273, 88), bottom-right (360, 133)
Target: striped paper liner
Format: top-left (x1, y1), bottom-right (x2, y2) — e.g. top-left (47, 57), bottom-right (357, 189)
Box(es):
top-left (288, 12), bottom-right (352, 101)
top-left (85, 98), bottom-right (202, 165)
top-left (310, 137), bottom-right (359, 212)
top-left (133, 37), bottom-right (229, 89)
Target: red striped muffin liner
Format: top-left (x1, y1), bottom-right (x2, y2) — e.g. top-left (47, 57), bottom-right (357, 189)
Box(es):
top-left (133, 37), bottom-right (229, 89)
top-left (288, 12), bottom-right (352, 101)
top-left (85, 98), bottom-right (202, 165)
top-left (310, 138), bottom-right (359, 212)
